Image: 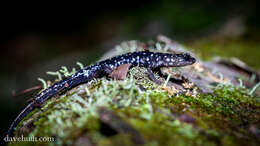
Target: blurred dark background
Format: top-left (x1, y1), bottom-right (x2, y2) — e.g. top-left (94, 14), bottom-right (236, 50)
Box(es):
top-left (1, 0), bottom-right (260, 138)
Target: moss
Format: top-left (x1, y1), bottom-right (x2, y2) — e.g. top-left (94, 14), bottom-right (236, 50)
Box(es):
top-left (125, 114), bottom-right (221, 146)
top-left (8, 49), bottom-right (260, 146)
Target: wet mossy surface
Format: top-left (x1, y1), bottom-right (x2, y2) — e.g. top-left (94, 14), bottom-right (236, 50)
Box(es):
top-left (8, 39), bottom-right (260, 146)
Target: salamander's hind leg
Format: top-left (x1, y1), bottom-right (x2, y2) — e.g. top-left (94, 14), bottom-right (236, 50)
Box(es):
top-left (147, 68), bottom-right (161, 85)
top-left (109, 64), bottom-right (132, 80)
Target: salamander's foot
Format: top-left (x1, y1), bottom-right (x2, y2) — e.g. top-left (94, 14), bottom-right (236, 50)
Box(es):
top-left (147, 68), bottom-right (161, 85)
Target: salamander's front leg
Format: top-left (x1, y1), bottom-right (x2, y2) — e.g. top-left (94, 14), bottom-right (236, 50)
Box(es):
top-left (147, 68), bottom-right (161, 85)
top-left (153, 68), bottom-right (184, 85)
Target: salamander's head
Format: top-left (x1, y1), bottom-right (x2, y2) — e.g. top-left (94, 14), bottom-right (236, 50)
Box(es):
top-left (159, 53), bottom-right (196, 67)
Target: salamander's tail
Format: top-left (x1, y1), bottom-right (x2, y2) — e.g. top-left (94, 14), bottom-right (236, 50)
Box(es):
top-left (5, 102), bottom-right (35, 138)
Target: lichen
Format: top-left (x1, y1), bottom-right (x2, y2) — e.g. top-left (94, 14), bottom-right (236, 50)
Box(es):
top-left (8, 41), bottom-right (260, 146)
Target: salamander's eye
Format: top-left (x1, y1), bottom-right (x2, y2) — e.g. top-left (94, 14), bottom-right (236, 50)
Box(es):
top-left (184, 53), bottom-right (189, 56)
top-left (184, 53), bottom-right (191, 60)
top-left (184, 53), bottom-right (196, 64)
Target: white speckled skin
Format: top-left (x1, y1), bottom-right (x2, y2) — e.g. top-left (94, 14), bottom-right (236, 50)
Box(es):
top-left (6, 51), bottom-right (196, 137)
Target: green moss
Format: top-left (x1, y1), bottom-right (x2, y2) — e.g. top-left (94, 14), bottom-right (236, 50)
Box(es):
top-left (126, 114), bottom-right (220, 146)
top-left (97, 134), bottom-right (134, 146)
top-left (9, 62), bottom-right (260, 146)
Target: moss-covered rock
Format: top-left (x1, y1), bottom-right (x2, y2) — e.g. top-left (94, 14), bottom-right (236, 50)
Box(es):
top-left (8, 36), bottom-right (260, 146)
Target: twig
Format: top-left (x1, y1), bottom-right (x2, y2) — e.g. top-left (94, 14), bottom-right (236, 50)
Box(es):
top-left (12, 85), bottom-right (42, 97)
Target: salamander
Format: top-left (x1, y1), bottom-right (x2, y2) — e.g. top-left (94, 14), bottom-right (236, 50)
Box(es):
top-left (6, 51), bottom-right (196, 137)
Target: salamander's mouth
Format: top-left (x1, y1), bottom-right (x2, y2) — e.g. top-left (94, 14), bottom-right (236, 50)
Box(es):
top-left (189, 56), bottom-right (196, 64)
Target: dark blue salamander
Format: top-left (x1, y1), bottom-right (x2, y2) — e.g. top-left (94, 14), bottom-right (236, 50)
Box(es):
top-left (6, 51), bottom-right (196, 137)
